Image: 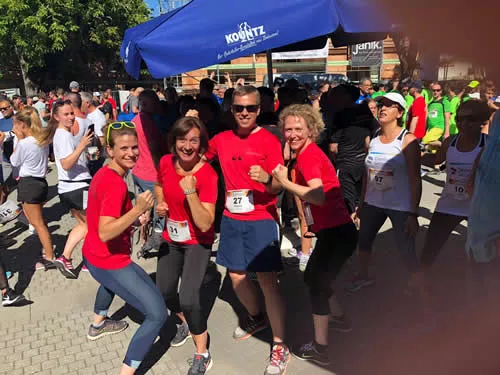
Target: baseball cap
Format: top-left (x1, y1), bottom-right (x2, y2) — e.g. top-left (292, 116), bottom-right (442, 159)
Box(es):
top-left (69, 81), bottom-right (80, 89)
top-left (468, 80), bottom-right (480, 89)
top-left (376, 92), bottom-right (406, 109)
top-left (93, 92), bottom-right (101, 97)
top-left (32, 96), bottom-right (39, 101)
top-left (410, 80), bottom-right (423, 90)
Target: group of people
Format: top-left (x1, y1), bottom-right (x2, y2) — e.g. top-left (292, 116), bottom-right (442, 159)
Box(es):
top-left (0, 73), bottom-right (498, 375)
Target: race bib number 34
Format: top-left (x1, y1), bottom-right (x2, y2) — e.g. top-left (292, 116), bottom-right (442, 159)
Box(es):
top-left (226, 189), bottom-right (255, 213)
top-left (167, 219), bottom-right (192, 242)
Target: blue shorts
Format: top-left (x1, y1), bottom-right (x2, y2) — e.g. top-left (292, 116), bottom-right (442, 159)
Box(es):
top-left (216, 215), bottom-right (282, 272)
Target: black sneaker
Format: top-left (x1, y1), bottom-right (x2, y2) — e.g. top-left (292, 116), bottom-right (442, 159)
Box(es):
top-left (171, 322), bottom-right (191, 347)
top-left (293, 342), bottom-right (330, 366)
top-left (2, 288), bottom-right (26, 306)
top-left (87, 319), bottom-right (128, 341)
top-left (188, 352), bottom-right (213, 374)
top-left (232, 313), bottom-right (269, 341)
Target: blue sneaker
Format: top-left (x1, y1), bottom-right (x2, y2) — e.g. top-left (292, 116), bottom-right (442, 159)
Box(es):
top-left (6, 271), bottom-right (13, 280)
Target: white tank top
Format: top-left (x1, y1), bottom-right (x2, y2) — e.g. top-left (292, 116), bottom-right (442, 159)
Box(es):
top-left (435, 133), bottom-right (486, 217)
top-left (364, 129), bottom-right (412, 212)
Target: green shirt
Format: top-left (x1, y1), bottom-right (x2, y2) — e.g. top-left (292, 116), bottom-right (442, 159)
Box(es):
top-left (422, 88), bottom-right (432, 105)
top-left (427, 97), bottom-right (451, 131)
top-left (448, 95), bottom-right (461, 135)
top-left (371, 91), bottom-right (385, 99)
top-left (403, 94), bottom-right (414, 126)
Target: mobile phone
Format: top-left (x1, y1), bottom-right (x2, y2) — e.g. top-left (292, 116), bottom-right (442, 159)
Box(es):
top-left (88, 124), bottom-right (95, 134)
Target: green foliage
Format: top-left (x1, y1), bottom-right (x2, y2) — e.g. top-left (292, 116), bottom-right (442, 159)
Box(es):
top-left (0, 0), bottom-right (150, 84)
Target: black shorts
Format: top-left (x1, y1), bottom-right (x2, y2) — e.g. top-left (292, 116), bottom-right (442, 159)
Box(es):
top-left (17, 177), bottom-right (48, 204)
top-left (59, 186), bottom-right (89, 211)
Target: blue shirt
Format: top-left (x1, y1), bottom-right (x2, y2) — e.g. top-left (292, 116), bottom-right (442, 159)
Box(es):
top-left (356, 93), bottom-right (371, 105)
top-left (0, 117), bottom-right (13, 133)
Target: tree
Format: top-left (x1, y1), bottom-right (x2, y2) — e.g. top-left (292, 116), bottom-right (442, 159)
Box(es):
top-left (0, 0), bottom-right (150, 94)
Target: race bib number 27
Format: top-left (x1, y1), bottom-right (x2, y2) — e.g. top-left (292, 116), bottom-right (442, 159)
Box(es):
top-left (226, 189), bottom-right (255, 213)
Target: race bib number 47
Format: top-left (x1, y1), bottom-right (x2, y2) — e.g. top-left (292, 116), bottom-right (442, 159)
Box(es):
top-left (226, 189), bottom-right (255, 213)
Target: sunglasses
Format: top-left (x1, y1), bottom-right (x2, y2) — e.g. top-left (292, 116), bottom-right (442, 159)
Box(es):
top-left (0, 107), bottom-right (10, 111)
top-left (432, 89), bottom-right (442, 92)
top-left (106, 121), bottom-right (136, 144)
top-left (232, 104), bottom-right (259, 113)
top-left (376, 100), bottom-right (400, 109)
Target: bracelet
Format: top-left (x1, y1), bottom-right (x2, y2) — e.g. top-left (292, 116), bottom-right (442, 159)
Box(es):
top-left (184, 189), bottom-right (196, 195)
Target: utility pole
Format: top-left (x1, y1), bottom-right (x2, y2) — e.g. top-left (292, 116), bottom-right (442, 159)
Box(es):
top-left (157, 0), bottom-right (164, 14)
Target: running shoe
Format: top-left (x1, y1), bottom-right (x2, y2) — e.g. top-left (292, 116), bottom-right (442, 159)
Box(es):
top-left (328, 315), bottom-right (353, 333)
top-left (293, 342), bottom-right (330, 366)
top-left (345, 274), bottom-right (375, 293)
top-left (188, 352), bottom-right (213, 374)
top-left (232, 313), bottom-right (269, 341)
top-left (170, 322), bottom-right (191, 347)
top-left (55, 256), bottom-right (77, 279)
top-left (299, 253), bottom-right (310, 272)
top-left (2, 288), bottom-right (26, 306)
top-left (87, 319), bottom-right (128, 341)
top-left (287, 248), bottom-right (298, 257)
top-left (5, 271), bottom-right (13, 280)
top-left (81, 265), bottom-right (89, 272)
top-left (36, 258), bottom-right (57, 271)
top-left (264, 343), bottom-right (290, 375)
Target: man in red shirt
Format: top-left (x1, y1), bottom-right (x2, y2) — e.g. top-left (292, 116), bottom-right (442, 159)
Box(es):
top-left (102, 88), bottom-right (117, 120)
top-left (205, 85), bottom-right (290, 375)
top-left (406, 81), bottom-right (427, 139)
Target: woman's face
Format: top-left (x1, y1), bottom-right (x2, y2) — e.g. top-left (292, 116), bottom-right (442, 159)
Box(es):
top-left (283, 115), bottom-right (312, 152)
top-left (378, 100), bottom-right (402, 126)
top-left (54, 104), bottom-right (75, 129)
top-left (107, 134), bottom-right (139, 171)
top-left (175, 127), bottom-right (201, 165)
top-left (368, 101), bottom-right (378, 118)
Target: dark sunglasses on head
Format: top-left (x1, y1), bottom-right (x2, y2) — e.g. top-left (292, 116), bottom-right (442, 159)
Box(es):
top-left (53, 99), bottom-right (72, 107)
top-left (232, 104), bottom-right (259, 113)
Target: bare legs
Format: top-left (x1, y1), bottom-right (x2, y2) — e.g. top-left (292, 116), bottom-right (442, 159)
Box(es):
top-left (62, 209), bottom-right (87, 260)
top-left (22, 202), bottom-right (54, 260)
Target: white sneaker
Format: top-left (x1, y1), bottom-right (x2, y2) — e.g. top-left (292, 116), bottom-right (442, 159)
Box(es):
top-left (299, 253), bottom-right (310, 272)
top-left (28, 224), bottom-right (37, 236)
top-left (288, 248), bottom-right (298, 257)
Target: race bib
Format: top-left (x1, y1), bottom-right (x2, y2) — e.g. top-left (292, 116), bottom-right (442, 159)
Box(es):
top-left (226, 189), bottom-right (255, 213)
top-left (369, 168), bottom-right (394, 192)
top-left (83, 190), bottom-right (88, 210)
top-left (302, 202), bottom-right (314, 226)
top-left (167, 219), bottom-right (191, 242)
top-left (0, 200), bottom-right (22, 224)
top-left (446, 165), bottom-right (471, 200)
top-left (429, 109), bottom-right (439, 119)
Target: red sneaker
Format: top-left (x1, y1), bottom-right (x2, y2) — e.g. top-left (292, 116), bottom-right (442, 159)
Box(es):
top-left (55, 256), bottom-right (77, 279)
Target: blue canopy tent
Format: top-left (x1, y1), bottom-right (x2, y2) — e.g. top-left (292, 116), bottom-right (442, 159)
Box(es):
top-left (121, 0), bottom-right (396, 83)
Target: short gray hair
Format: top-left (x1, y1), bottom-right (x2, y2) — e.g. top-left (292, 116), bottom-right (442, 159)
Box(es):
top-left (80, 92), bottom-right (93, 105)
top-left (232, 85), bottom-right (260, 105)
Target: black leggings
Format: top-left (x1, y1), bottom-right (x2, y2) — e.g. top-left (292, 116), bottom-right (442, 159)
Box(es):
top-left (420, 211), bottom-right (467, 267)
top-left (337, 165), bottom-right (364, 214)
top-left (0, 252), bottom-right (8, 291)
top-left (304, 222), bottom-right (358, 315)
top-left (156, 242), bottom-right (212, 335)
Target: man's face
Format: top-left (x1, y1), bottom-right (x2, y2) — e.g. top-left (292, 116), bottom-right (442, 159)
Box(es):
top-left (360, 80), bottom-right (373, 95)
top-left (0, 101), bottom-right (13, 118)
top-left (103, 89), bottom-right (111, 99)
top-left (431, 84), bottom-right (443, 100)
top-left (13, 98), bottom-right (21, 106)
top-left (485, 89), bottom-right (495, 101)
top-left (232, 93), bottom-right (260, 130)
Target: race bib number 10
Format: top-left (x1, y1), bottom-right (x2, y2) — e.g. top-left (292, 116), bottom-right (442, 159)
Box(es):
top-left (226, 189), bottom-right (255, 213)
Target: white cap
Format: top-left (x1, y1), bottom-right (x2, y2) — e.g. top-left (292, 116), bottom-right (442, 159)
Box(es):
top-left (32, 96), bottom-right (39, 101)
top-left (93, 92), bottom-right (101, 97)
top-left (376, 92), bottom-right (406, 109)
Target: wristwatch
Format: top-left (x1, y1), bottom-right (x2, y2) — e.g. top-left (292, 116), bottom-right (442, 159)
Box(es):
top-left (184, 189), bottom-right (196, 195)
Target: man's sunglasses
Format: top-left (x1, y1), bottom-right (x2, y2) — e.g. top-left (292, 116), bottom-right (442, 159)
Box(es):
top-left (0, 107), bottom-right (10, 111)
top-left (106, 121), bottom-right (136, 144)
top-left (232, 104), bottom-right (259, 113)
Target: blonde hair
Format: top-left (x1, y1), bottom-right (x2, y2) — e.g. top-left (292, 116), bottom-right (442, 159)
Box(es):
top-left (279, 104), bottom-right (325, 142)
top-left (14, 106), bottom-right (51, 146)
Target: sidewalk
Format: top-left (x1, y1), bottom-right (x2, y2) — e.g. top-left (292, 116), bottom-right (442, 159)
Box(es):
top-left (2, 168), bottom-right (495, 375)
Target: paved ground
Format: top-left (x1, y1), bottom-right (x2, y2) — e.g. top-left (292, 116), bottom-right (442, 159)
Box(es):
top-left (1, 168), bottom-right (500, 375)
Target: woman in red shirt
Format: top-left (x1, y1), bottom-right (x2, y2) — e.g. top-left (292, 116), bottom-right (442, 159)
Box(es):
top-left (272, 104), bottom-right (358, 366)
top-left (154, 117), bottom-right (218, 374)
top-left (82, 122), bottom-right (167, 375)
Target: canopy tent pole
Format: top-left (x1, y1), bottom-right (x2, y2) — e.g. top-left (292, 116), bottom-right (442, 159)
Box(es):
top-left (266, 50), bottom-right (273, 88)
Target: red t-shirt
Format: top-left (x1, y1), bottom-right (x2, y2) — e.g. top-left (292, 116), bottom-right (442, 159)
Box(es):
top-left (107, 97), bottom-right (117, 110)
top-left (406, 96), bottom-right (427, 139)
top-left (205, 128), bottom-right (283, 221)
top-left (157, 155), bottom-right (218, 244)
top-left (294, 142), bottom-right (351, 232)
top-left (82, 166), bottom-right (133, 270)
top-left (131, 113), bottom-right (164, 182)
